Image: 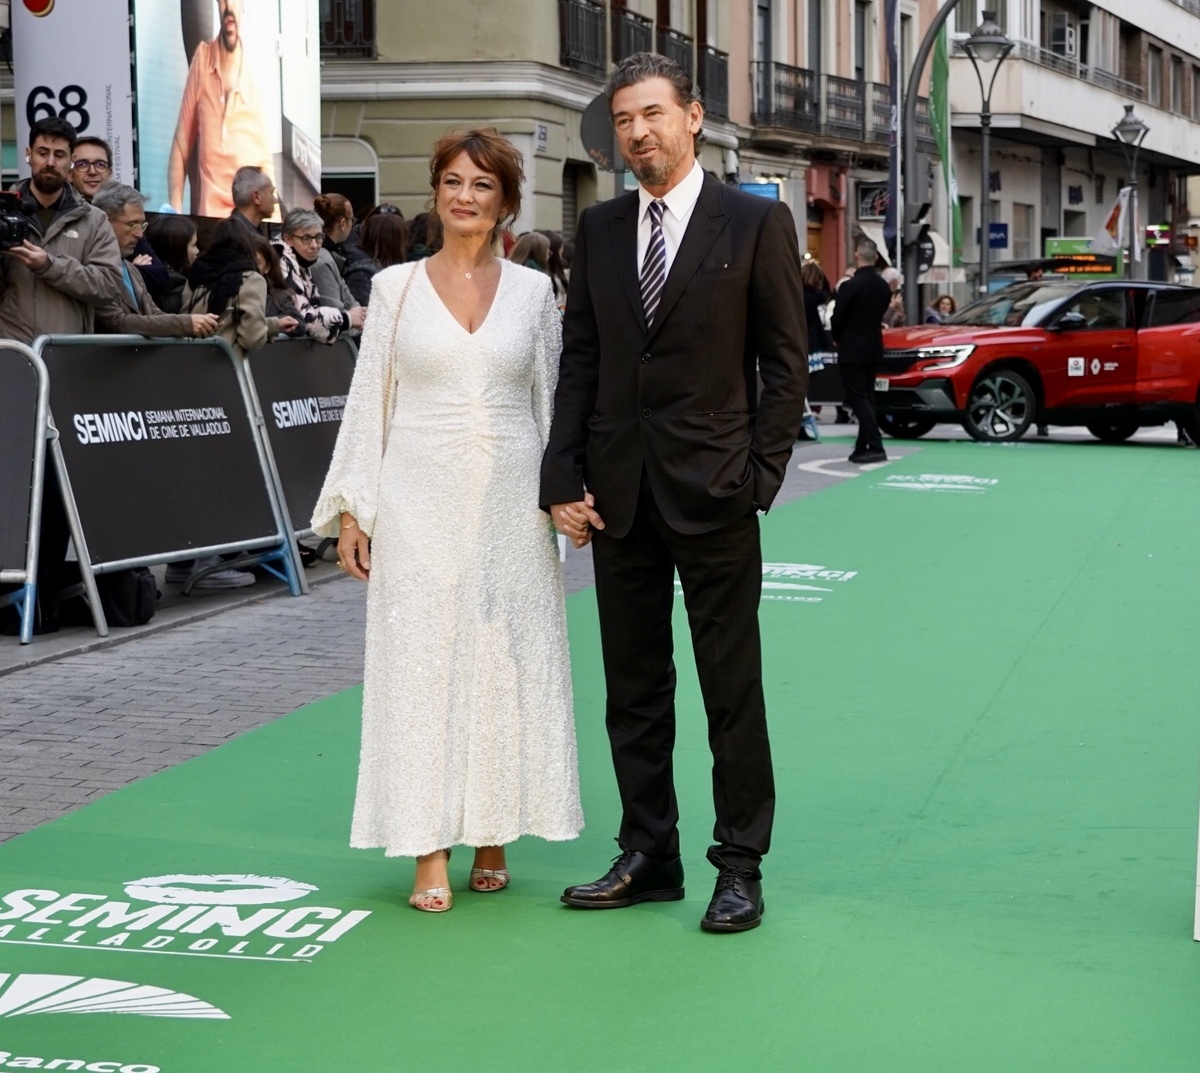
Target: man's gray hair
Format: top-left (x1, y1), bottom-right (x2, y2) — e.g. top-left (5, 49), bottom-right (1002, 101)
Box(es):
top-left (604, 51), bottom-right (706, 150)
top-left (231, 165), bottom-right (271, 208)
top-left (282, 208), bottom-right (322, 236)
top-left (92, 181), bottom-right (147, 218)
top-left (855, 237), bottom-right (879, 264)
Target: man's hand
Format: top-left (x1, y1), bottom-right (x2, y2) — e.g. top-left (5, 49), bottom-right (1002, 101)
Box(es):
top-left (348, 306), bottom-right (366, 331)
top-left (277, 315), bottom-right (300, 334)
top-left (189, 313), bottom-right (220, 337)
top-left (551, 492), bottom-right (604, 549)
top-left (2, 241), bottom-right (50, 271)
top-left (131, 254), bottom-right (154, 267)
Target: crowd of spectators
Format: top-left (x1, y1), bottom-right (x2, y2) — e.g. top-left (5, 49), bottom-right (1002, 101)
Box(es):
top-left (1, 116), bottom-right (582, 633)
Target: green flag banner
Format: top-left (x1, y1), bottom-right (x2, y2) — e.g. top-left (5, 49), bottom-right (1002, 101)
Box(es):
top-left (930, 27), bottom-right (963, 267)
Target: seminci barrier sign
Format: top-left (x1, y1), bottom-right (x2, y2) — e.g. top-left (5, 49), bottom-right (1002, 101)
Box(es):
top-left (36, 336), bottom-right (303, 608)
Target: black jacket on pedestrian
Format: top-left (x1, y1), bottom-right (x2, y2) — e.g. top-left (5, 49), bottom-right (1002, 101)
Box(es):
top-left (830, 266), bottom-right (891, 365)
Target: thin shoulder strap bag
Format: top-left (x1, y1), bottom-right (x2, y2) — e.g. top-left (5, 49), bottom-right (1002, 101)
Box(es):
top-left (380, 262), bottom-right (418, 452)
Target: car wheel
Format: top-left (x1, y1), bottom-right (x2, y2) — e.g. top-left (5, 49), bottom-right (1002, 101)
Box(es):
top-left (879, 413), bottom-right (936, 439)
top-left (963, 370), bottom-right (1034, 442)
top-left (1086, 420), bottom-right (1139, 444)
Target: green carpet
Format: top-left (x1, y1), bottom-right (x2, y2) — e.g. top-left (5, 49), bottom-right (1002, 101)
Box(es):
top-left (1, 439), bottom-right (1198, 1072)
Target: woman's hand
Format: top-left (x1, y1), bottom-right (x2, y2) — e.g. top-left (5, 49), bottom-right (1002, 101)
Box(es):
top-left (337, 512), bottom-right (371, 581)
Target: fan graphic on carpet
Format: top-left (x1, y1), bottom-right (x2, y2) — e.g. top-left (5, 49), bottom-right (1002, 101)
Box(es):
top-left (0, 972), bottom-right (229, 1019)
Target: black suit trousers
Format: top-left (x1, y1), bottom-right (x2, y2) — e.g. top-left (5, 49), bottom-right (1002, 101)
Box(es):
top-left (590, 473), bottom-right (775, 873)
top-left (839, 362), bottom-right (883, 452)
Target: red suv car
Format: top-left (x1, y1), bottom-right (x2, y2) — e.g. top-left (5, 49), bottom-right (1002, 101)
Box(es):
top-left (874, 279), bottom-right (1200, 442)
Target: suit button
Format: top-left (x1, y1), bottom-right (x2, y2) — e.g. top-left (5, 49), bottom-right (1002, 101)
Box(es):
top-left (641, 353), bottom-right (653, 363)
top-left (641, 408), bottom-right (652, 418)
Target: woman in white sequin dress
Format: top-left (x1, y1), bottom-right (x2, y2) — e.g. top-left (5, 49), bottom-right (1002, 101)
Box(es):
top-left (312, 130), bottom-right (583, 912)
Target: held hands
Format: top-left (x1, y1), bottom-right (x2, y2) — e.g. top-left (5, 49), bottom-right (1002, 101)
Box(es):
top-left (2, 241), bottom-right (50, 271)
top-left (189, 313), bottom-right (220, 337)
top-left (551, 492), bottom-right (605, 549)
top-left (348, 306), bottom-right (367, 331)
top-left (337, 513), bottom-right (371, 581)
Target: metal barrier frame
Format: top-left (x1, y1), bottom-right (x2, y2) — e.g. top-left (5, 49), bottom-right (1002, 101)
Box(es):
top-left (0, 342), bottom-right (53, 644)
top-left (33, 334), bottom-right (308, 637)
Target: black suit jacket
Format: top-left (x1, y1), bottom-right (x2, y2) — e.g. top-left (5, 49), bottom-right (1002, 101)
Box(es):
top-left (540, 173), bottom-right (808, 538)
top-left (830, 266), bottom-right (891, 365)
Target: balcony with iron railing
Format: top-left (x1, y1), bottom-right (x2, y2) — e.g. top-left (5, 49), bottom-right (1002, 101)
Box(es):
top-left (952, 38), bottom-right (1144, 101)
top-left (868, 82), bottom-right (893, 144)
top-left (560, 0), bottom-right (607, 78)
top-left (319, 0), bottom-right (376, 59)
top-left (751, 61), bottom-right (820, 135)
top-left (913, 96), bottom-right (936, 153)
top-left (612, 8), bottom-right (653, 65)
top-left (700, 45), bottom-right (729, 120)
top-left (823, 75), bottom-right (865, 140)
top-left (658, 28), bottom-right (695, 79)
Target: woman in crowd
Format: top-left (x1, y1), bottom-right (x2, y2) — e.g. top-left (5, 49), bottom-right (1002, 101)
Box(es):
top-left (508, 230), bottom-right (550, 274)
top-left (144, 214), bottom-right (200, 313)
top-left (312, 193), bottom-right (363, 314)
top-left (249, 233), bottom-right (305, 337)
top-left (404, 211), bottom-right (439, 261)
top-left (542, 229), bottom-right (570, 304)
top-left (799, 261), bottom-right (835, 441)
top-left (276, 208), bottom-right (366, 343)
top-left (924, 294), bottom-right (956, 324)
top-left (343, 208), bottom-right (408, 305)
top-left (313, 127), bottom-right (582, 913)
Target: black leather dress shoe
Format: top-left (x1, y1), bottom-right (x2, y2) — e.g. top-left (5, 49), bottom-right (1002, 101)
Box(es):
top-left (700, 867), bottom-right (764, 932)
top-left (848, 448), bottom-right (888, 464)
top-left (561, 849), bottom-right (685, 909)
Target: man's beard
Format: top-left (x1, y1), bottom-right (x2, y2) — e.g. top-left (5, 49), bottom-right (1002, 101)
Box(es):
top-left (32, 169), bottom-right (66, 196)
top-left (220, 20), bottom-right (238, 52)
top-left (623, 139), bottom-right (685, 188)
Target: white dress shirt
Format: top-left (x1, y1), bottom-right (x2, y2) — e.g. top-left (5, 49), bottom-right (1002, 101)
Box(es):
top-left (636, 160), bottom-right (705, 280)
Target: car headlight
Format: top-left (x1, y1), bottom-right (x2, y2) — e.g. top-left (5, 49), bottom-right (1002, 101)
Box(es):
top-left (917, 345), bottom-right (974, 370)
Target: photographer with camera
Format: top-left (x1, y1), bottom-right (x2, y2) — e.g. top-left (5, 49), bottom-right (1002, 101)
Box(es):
top-left (0, 117), bottom-right (122, 636)
top-left (0, 117), bottom-right (122, 342)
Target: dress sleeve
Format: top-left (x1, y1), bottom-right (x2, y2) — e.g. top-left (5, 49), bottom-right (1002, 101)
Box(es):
top-left (310, 265), bottom-right (409, 538)
top-left (531, 275), bottom-right (563, 450)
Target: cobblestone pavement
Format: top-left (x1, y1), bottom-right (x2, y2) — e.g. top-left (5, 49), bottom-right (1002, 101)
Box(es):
top-left (10, 418), bottom-right (1167, 842)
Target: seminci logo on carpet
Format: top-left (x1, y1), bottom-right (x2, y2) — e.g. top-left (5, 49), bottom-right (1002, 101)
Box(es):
top-left (875, 473), bottom-right (999, 493)
top-left (0, 874), bottom-right (371, 963)
top-left (674, 563), bottom-right (858, 604)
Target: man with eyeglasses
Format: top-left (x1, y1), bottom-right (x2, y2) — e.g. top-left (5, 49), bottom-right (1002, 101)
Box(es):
top-left (69, 138), bottom-right (172, 305)
top-left (93, 182), bottom-right (219, 340)
top-left (67, 137), bottom-right (114, 203)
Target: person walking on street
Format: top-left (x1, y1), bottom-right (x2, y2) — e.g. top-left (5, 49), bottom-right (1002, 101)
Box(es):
top-left (831, 238), bottom-right (891, 464)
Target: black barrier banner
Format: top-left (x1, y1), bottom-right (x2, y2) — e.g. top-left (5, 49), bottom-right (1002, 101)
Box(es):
top-left (0, 348), bottom-right (40, 573)
top-left (247, 337), bottom-right (356, 532)
top-left (41, 340), bottom-right (280, 565)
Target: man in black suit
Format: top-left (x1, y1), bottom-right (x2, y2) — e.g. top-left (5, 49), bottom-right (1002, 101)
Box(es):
top-left (831, 238), bottom-right (892, 464)
top-left (540, 52), bottom-right (808, 933)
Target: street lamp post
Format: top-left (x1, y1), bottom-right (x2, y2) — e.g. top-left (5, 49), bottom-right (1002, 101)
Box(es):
top-left (1112, 104), bottom-right (1149, 280)
top-left (962, 12), bottom-right (1014, 297)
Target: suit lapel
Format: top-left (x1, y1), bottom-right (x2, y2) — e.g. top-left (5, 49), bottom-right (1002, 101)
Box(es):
top-left (646, 175), bottom-right (728, 344)
top-left (607, 192), bottom-right (646, 333)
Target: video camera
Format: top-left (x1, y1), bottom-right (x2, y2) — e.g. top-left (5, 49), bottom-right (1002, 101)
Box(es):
top-left (0, 192), bottom-right (34, 251)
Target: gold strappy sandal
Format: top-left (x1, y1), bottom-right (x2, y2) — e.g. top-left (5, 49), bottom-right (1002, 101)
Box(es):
top-left (409, 849), bottom-right (453, 913)
top-left (469, 867), bottom-right (510, 893)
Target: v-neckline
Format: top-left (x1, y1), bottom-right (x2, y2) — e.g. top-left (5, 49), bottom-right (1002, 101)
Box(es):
top-left (421, 258), bottom-right (506, 337)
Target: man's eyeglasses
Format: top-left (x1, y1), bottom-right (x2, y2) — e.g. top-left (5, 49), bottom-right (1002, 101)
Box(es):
top-left (290, 233), bottom-right (324, 246)
top-left (72, 160), bottom-right (111, 173)
top-left (116, 218), bottom-right (148, 233)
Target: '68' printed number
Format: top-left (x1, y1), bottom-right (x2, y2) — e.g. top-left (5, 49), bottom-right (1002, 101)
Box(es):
top-left (26, 84), bottom-right (90, 132)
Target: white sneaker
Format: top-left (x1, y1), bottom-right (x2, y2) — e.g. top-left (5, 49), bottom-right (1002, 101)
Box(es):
top-left (171, 556), bottom-right (256, 590)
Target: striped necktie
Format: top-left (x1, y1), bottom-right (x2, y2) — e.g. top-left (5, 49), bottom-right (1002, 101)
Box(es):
top-left (640, 199), bottom-right (667, 326)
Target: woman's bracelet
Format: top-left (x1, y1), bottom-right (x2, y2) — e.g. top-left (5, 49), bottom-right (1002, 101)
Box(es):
top-left (341, 522), bottom-right (358, 531)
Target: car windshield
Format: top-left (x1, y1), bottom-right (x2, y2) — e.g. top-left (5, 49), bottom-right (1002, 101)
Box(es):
top-left (943, 283), bottom-right (1074, 327)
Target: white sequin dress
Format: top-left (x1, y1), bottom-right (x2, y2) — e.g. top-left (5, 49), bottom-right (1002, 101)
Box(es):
top-left (312, 260), bottom-right (583, 856)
